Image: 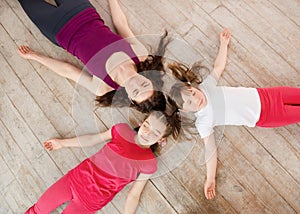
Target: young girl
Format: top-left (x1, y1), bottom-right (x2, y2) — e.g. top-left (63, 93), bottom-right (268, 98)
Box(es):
top-left (25, 110), bottom-right (180, 213)
top-left (17, 0), bottom-right (169, 113)
top-left (169, 28), bottom-right (300, 200)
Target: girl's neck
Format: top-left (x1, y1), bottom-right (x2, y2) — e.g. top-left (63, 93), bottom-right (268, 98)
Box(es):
top-left (134, 134), bottom-right (150, 149)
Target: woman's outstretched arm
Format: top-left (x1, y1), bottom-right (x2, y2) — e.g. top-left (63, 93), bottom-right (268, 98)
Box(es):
top-left (123, 173), bottom-right (152, 214)
top-left (18, 46), bottom-right (112, 96)
top-left (108, 0), bottom-right (148, 59)
top-left (108, 0), bottom-right (135, 38)
top-left (43, 129), bottom-right (112, 150)
top-left (203, 133), bottom-right (217, 200)
top-left (212, 28), bottom-right (231, 81)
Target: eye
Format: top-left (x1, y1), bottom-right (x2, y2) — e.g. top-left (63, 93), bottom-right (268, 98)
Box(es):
top-left (143, 122), bottom-right (149, 128)
top-left (192, 91), bottom-right (196, 96)
top-left (141, 81), bottom-right (150, 87)
top-left (132, 89), bottom-right (139, 97)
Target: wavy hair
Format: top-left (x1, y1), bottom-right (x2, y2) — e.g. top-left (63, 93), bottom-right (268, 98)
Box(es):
top-left (168, 61), bottom-right (206, 109)
top-left (96, 32), bottom-right (170, 113)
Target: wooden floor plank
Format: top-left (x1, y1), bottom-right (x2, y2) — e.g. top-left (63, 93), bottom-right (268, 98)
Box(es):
top-left (0, 50), bottom-right (81, 174)
top-left (0, 94), bottom-right (62, 195)
top-left (267, 0), bottom-right (300, 27)
top-left (0, 194), bottom-right (14, 214)
top-left (1, 1), bottom-right (76, 136)
top-left (225, 126), bottom-right (299, 212)
top-left (1, 179), bottom-right (32, 213)
top-left (219, 137), bottom-right (296, 213)
top-left (210, 6), bottom-right (300, 86)
top-left (223, 1), bottom-right (300, 72)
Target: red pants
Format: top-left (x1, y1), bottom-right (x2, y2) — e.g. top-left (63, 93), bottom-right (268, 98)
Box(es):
top-left (25, 174), bottom-right (95, 214)
top-left (256, 87), bottom-right (300, 127)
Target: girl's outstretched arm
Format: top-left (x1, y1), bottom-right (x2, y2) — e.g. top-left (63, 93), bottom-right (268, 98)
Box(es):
top-left (203, 133), bottom-right (217, 200)
top-left (123, 173), bottom-right (152, 214)
top-left (43, 129), bottom-right (112, 150)
top-left (211, 28), bottom-right (231, 81)
top-left (18, 46), bottom-right (112, 96)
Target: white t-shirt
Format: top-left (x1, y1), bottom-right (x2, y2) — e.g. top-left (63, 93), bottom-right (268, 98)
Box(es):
top-left (195, 75), bottom-right (261, 138)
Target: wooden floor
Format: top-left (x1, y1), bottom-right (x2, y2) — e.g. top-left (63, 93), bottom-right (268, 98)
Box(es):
top-left (1, 0), bottom-right (300, 213)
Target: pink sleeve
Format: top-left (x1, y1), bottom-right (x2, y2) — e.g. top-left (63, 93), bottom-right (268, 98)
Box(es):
top-left (140, 159), bottom-right (158, 175)
top-left (111, 123), bottom-right (128, 139)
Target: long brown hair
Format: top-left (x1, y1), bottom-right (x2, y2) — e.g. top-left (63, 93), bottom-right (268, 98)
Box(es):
top-left (168, 61), bottom-right (205, 109)
top-left (96, 32), bottom-right (170, 113)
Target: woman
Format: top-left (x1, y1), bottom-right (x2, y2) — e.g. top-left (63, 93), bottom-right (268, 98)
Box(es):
top-left (25, 110), bottom-right (181, 213)
top-left (18, 0), bottom-right (169, 112)
top-left (169, 28), bottom-right (300, 200)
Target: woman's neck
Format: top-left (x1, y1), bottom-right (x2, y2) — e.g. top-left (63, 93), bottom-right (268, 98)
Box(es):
top-left (112, 63), bottom-right (137, 86)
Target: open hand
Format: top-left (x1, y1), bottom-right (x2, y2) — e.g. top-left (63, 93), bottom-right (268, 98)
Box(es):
top-left (220, 28), bottom-right (231, 46)
top-left (18, 45), bottom-right (37, 60)
top-left (44, 139), bottom-right (63, 151)
top-left (204, 178), bottom-right (216, 200)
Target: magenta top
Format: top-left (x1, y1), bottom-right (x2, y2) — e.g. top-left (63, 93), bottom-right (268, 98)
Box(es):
top-left (68, 123), bottom-right (157, 211)
top-left (56, 8), bottom-right (140, 90)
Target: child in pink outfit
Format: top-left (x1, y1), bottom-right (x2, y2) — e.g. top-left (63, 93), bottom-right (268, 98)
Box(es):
top-left (26, 111), bottom-right (180, 213)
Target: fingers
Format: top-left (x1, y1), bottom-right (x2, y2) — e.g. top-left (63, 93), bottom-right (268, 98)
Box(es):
top-left (18, 45), bottom-right (31, 54)
top-left (17, 46), bottom-right (24, 55)
top-left (204, 182), bottom-right (216, 200)
top-left (209, 187), bottom-right (215, 199)
top-left (204, 188), bottom-right (209, 199)
top-left (221, 28), bottom-right (231, 40)
top-left (43, 141), bottom-right (53, 151)
top-left (205, 187), bottom-right (215, 200)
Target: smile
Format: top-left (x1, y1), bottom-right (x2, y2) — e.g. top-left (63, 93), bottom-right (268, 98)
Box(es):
top-left (140, 135), bottom-right (148, 142)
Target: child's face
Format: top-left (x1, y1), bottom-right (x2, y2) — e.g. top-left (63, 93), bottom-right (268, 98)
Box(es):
top-left (137, 113), bottom-right (167, 146)
top-left (181, 87), bottom-right (207, 112)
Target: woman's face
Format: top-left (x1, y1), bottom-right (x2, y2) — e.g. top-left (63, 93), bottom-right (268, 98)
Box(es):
top-left (181, 87), bottom-right (207, 112)
top-left (124, 74), bottom-right (154, 103)
top-left (137, 113), bottom-right (167, 146)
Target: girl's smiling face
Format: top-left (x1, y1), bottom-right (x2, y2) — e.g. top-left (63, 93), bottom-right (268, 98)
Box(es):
top-left (137, 113), bottom-right (167, 147)
top-left (181, 87), bottom-right (207, 112)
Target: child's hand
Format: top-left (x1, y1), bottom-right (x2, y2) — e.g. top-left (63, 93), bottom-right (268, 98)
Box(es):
top-left (204, 178), bottom-right (216, 200)
top-left (18, 45), bottom-right (37, 60)
top-left (44, 139), bottom-right (63, 151)
top-left (220, 28), bottom-right (231, 46)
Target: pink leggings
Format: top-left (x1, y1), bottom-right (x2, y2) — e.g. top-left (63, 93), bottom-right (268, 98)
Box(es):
top-left (25, 174), bottom-right (95, 214)
top-left (256, 87), bottom-right (300, 127)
